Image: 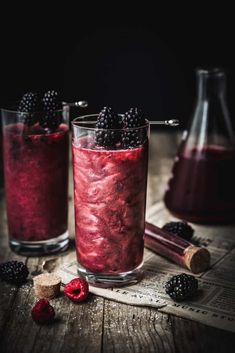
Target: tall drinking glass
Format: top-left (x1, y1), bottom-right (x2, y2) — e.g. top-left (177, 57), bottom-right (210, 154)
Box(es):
top-left (1, 108), bottom-right (70, 255)
top-left (0, 120), bottom-right (3, 189)
top-left (72, 115), bottom-right (149, 287)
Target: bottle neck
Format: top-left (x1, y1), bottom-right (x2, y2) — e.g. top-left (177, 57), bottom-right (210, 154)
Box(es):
top-left (197, 69), bottom-right (226, 101)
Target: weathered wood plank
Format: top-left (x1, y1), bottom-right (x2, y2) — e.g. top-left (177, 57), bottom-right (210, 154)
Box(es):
top-left (0, 253), bottom-right (104, 353)
top-left (0, 250), bottom-right (25, 334)
top-left (102, 301), bottom-right (175, 353)
top-left (58, 295), bottom-right (104, 353)
top-left (0, 191), bottom-right (28, 336)
top-left (170, 315), bottom-right (235, 353)
top-left (0, 258), bottom-right (41, 353)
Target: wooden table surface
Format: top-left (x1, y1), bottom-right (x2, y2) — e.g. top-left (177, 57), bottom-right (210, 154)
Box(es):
top-left (0, 131), bottom-right (234, 353)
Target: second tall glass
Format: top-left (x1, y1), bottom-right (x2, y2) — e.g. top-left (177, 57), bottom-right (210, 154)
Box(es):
top-left (72, 115), bottom-right (149, 287)
top-left (1, 108), bottom-right (70, 255)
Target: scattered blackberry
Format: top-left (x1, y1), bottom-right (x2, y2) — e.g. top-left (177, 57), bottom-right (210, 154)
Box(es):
top-left (40, 90), bottom-right (62, 130)
top-left (165, 273), bottom-right (198, 301)
top-left (18, 92), bottom-right (40, 126)
top-left (95, 107), bottom-right (123, 148)
top-left (162, 221), bottom-right (194, 241)
top-left (122, 107), bottom-right (147, 148)
top-left (0, 261), bottom-right (29, 285)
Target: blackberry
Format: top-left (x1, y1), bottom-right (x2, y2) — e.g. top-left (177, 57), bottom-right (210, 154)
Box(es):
top-left (124, 108), bottom-right (146, 128)
top-left (162, 221), bottom-right (194, 241)
top-left (40, 111), bottom-right (62, 130)
top-left (95, 107), bottom-right (123, 148)
top-left (42, 90), bottom-right (62, 112)
top-left (165, 273), bottom-right (198, 301)
top-left (122, 107), bottom-right (147, 148)
top-left (18, 92), bottom-right (40, 126)
top-left (40, 90), bottom-right (62, 130)
top-left (0, 261), bottom-right (29, 285)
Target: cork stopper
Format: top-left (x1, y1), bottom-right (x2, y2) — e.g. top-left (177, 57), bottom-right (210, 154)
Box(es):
top-left (33, 273), bottom-right (61, 299)
top-left (184, 245), bottom-right (210, 274)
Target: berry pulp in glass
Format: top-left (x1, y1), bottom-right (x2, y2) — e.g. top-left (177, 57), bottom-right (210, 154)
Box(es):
top-left (3, 123), bottom-right (69, 241)
top-left (72, 138), bottom-right (148, 274)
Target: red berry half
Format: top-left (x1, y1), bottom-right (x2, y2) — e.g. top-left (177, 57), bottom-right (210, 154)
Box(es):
top-left (64, 278), bottom-right (89, 302)
top-left (31, 299), bottom-right (55, 324)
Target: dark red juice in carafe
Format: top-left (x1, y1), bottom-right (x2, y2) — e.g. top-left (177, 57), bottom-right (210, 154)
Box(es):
top-left (164, 145), bottom-right (235, 223)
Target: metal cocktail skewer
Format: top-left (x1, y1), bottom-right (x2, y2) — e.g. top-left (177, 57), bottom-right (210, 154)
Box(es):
top-left (63, 101), bottom-right (88, 108)
top-left (150, 119), bottom-right (180, 126)
top-left (63, 102), bottom-right (179, 127)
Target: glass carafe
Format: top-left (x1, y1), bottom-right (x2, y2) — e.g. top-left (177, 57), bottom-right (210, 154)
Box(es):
top-left (164, 68), bottom-right (235, 224)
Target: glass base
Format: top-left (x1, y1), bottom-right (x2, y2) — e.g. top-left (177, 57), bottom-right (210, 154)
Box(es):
top-left (9, 230), bottom-right (69, 256)
top-left (77, 262), bottom-right (144, 288)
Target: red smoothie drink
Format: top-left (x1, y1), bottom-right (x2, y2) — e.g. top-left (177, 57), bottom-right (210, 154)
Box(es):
top-left (2, 91), bottom-right (70, 255)
top-left (72, 108), bottom-right (149, 286)
top-left (3, 123), bottom-right (69, 241)
top-left (73, 138), bottom-right (148, 274)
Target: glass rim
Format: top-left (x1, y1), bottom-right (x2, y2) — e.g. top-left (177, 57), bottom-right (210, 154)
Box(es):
top-left (1, 108), bottom-right (64, 114)
top-left (72, 114), bottom-right (149, 132)
top-left (196, 67), bottom-right (225, 77)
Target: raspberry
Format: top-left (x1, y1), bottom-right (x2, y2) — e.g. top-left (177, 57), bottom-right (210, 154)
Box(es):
top-left (18, 92), bottom-right (40, 126)
top-left (64, 278), bottom-right (89, 302)
top-left (162, 221), bottom-right (194, 241)
top-left (31, 299), bottom-right (55, 324)
top-left (122, 107), bottom-right (147, 148)
top-left (0, 261), bottom-right (29, 285)
top-left (95, 107), bottom-right (123, 148)
top-left (165, 273), bottom-right (198, 301)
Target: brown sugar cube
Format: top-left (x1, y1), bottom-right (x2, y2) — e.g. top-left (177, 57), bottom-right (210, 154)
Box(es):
top-left (33, 273), bottom-right (61, 299)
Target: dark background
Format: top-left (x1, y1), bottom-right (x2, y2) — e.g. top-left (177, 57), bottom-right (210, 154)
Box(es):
top-left (0, 6), bottom-right (234, 129)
